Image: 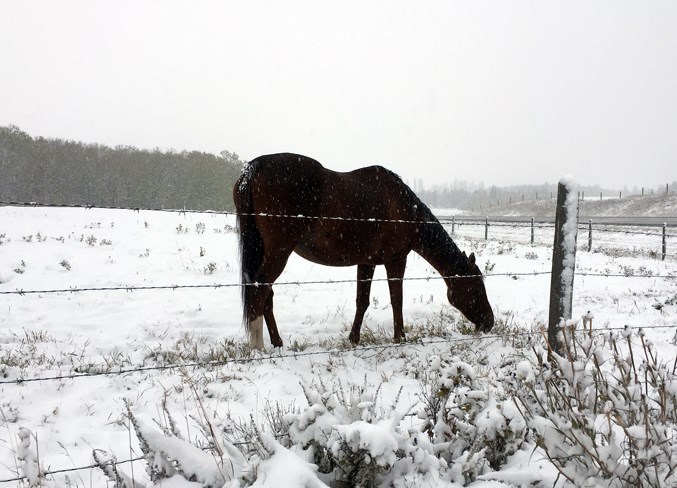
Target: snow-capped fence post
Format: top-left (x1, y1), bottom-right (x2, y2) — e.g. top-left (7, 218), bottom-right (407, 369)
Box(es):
top-left (663, 223), bottom-right (667, 261)
top-left (548, 178), bottom-right (579, 355)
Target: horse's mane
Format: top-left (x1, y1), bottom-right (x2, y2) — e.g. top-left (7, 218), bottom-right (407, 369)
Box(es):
top-left (377, 167), bottom-right (437, 223)
top-left (382, 167), bottom-right (468, 273)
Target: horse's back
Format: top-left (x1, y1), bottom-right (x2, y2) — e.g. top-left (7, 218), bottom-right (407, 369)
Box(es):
top-left (236, 153), bottom-right (420, 220)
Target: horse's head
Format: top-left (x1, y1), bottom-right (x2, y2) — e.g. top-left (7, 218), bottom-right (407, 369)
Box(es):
top-left (445, 252), bottom-right (494, 332)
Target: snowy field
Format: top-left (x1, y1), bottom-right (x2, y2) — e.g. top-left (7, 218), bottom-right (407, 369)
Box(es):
top-left (1, 206), bottom-right (676, 487)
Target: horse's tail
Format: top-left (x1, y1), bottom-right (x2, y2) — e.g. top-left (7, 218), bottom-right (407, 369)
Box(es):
top-left (234, 160), bottom-right (264, 330)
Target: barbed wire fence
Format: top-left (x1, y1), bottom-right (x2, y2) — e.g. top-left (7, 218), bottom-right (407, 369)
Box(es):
top-left (1, 320), bottom-right (676, 484)
top-left (0, 200), bottom-right (676, 484)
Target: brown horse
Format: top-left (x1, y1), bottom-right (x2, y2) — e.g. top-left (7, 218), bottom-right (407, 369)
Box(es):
top-left (233, 153), bottom-right (494, 349)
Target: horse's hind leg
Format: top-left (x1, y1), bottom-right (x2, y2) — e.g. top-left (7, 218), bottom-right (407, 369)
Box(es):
top-left (263, 289), bottom-right (283, 347)
top-left (245, 247), bottom-right (293, 349)
top-left (249, 316), bottom-right (265, 350)
top-left (349, 264), bottom-right (375, 345)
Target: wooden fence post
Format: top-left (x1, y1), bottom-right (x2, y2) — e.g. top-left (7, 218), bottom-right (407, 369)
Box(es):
top-left (588, 219), bottom-right (593, 251)
top-left (600, 192), bottom-right (603, 201)
top-left (485, 216), bottom-right (489, 240)
top-left (530, 217), bottom-right (534, 245)
top-left (663, 223), bottom-right (667, 261)
top-left (452, 216), bottom-right (455, 235)
top-left (548, 179), bottom-right (579, 355)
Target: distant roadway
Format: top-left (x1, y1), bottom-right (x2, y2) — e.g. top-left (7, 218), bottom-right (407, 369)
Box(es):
top-left (436, 215), bottom-right (677, 228)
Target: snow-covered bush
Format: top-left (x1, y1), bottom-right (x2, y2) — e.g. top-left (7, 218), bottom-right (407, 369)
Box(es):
top-left (300, 378), bottom-right (453, 487)
top-left (94, 362), bottom-right (530, 487)
top-left (96, 401), bottom-right (246, 488)
top-left (286, 379), bottom-right (411, 486)
top-left (17, 427), bottom-right (42, 488)
top-left (515, 322), bottom-right (677, 487)
top-left (415, 355), bottom-right (526, 484)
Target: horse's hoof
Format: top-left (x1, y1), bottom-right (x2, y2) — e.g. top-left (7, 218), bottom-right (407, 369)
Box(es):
top-left (348, 333), bottom-right (360, 346)
top-left (394, 335), bottom-right (406, 344)
top-left (272, 339), bottom-right (284, 348)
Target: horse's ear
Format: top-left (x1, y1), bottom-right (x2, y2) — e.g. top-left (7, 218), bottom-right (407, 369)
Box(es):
top-left (468, 252), bottom-right (476, 265)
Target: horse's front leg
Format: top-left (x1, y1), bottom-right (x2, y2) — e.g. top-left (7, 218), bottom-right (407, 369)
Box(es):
top-left (385, 257), bottom-right (407, 343)
top-left (263, 289), bottom-right (283, 348)
top-left (349, 264), bottom-right (375, 345)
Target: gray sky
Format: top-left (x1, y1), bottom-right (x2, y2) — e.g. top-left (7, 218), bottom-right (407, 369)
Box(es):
top-left (1, 1), bottom-right (676, 189)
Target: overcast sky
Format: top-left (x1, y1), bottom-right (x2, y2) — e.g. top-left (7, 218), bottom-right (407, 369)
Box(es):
top-left (1, 1), bottom-right (676, 189)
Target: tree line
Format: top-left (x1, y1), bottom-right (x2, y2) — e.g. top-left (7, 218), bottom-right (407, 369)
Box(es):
top-left (2, 125), bottom-right (671, 213)
top-left (0, 125), bottom-right (244, 211)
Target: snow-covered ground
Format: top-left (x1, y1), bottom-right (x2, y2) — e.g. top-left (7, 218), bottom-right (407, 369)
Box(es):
top-left (1, 206), bottom-right (676, 486)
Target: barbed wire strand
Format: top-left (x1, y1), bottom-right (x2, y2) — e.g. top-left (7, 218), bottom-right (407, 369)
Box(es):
top-left (0, 333), bottom-right (535, 386)
top-left (1, 200), bottom-right (673, 233)
top-left (576, 225), bottom-right (667, 237)
top-left (0, 200), bottom-right (473, 226)
top-left (0, 456), bottom-right (145, 484)
top-left (0, 272), bottom-right (551, 296)
top-left (2, 269), bottom-right (676, 297)
top-left (2, 324), bottom-right (675, 388)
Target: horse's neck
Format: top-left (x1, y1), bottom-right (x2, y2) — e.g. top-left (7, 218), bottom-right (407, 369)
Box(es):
top-left (414, 222), bottom-right (464, 277)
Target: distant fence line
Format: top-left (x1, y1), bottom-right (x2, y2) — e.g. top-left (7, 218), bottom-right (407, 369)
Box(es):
top-left (1, 199), bottom-right (673, 260)
top-left (444, 216), bottom-right (672, 260)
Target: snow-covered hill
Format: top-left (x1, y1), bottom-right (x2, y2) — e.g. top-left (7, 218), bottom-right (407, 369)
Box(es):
top-left (479, 192), bottom-right (677, 218)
